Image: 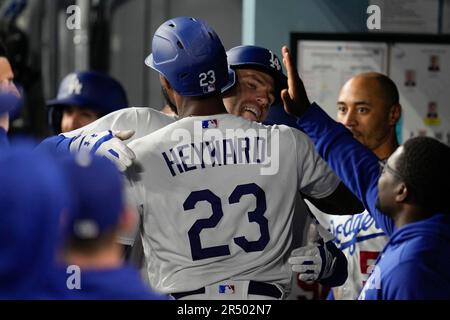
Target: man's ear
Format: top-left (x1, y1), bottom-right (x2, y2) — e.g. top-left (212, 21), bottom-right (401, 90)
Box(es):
top-left (395, 182), bottom-right (409, 203)
top-left (389, 103), bottom-right (402, 126)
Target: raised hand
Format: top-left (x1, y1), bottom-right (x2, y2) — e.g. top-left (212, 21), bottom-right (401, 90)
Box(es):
top-left (280, 46), bottom-right (311, 117)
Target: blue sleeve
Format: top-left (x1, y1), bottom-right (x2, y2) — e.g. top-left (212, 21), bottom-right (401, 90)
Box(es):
top-left (297, 103), bottom-right (395, 236)
top-left (0, 128), bottom-right (9, 148)
top-left (36, 135), bottom-right (73, 155)
top-left (382, 262), bottom-right (449, 300)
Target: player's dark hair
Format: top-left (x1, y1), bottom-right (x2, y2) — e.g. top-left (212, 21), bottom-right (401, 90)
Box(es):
top-left (360, 72), bottom-right (400, 106)
top-left (396, 137), bottom-right (450, 214)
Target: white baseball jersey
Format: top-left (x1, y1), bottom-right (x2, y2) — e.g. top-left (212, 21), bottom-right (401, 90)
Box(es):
top-left (62, 107), bottom-right (175, 143)
top-left (124, 113), bottom-right (340, 294)
top-left (311, 207), bottom-right (388, 300)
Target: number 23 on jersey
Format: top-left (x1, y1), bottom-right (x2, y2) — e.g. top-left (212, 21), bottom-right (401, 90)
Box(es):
top-left (183, 183), bottom-right (270, 261)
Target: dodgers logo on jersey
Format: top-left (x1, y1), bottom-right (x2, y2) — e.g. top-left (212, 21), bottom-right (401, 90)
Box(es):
top-left (218, 285), bottom-right (235, 295)
top-left (330, 211), bottom-right (386, 255)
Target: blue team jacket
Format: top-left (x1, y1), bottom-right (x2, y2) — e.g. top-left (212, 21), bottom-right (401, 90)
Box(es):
top-left (60, 265), bottom-right (168, 300)
top-left (297, 103), bottom-right (450, 300)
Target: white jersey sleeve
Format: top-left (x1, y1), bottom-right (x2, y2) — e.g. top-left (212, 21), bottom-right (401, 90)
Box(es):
top-left (62, 107), bottom-right (175, 143)
top-left (291, 129), bottom-right (340, 199)
top-left (117, 169), bottom-right (146, 246)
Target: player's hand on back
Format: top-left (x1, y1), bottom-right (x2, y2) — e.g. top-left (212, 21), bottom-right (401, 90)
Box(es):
top-left (280, 46), bottom-right (311, 118)
top-left (68, 130), bottom-right (136, 172)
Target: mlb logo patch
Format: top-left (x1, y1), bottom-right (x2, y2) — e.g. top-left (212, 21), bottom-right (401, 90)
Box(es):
top-left (202, 83), bottom-right (216, 94)
top-left (202, 119), bottom-right (218, 129)
top-left (218, 285), bottom-right (235, 295)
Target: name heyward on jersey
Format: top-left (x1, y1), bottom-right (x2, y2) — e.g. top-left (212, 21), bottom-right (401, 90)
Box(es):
top-left (163, 121), bottom-right (280, 177)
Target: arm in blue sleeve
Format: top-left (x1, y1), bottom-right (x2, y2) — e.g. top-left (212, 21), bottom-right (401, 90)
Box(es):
top-left (0, 128), bottom-right (9, 148)
top-left (297, 103), bottom-right (394, 236)
top-left (382, 262), bottom-right (448, 300)
top-left (36, 135), bottom-right (74, 155)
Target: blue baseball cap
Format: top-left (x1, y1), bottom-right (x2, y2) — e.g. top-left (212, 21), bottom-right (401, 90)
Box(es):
top-left (60, 152), bottom-right (125, 240)
top-left (0, 145), bottom-right (71, 298)
top-left (0, 91), bottom-right (22, 114)
top-left (47, 71), bottom-right (128, 133)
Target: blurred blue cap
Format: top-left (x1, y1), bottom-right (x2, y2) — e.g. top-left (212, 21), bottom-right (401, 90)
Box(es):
top-left (47, 71), bottom-right (128, 133)
top-left (0, 91), bottom-right (22, 115)
top-left (0, 144), bottom-right (71, 295)
top-left (60, 153), bottom-right (125, 240)
top-left (47, 71), bottom-right (128, 114)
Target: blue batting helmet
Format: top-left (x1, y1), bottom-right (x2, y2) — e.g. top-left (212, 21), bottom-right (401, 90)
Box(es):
top-left (145, 17), bottom-right (229, 97)
top-left (47, 71), bottom-right (128, 133)
top-left (223, 45), bottom-right (287, 99)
